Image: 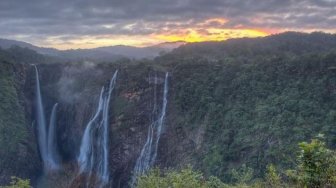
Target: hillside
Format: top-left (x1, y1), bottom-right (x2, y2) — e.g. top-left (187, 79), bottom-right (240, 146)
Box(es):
top-left (0, 32), bottom-right (335, 187)
top-left (165, 32), bottom-right (336, 61)
top-left (0, 49), bottom-right (41, 184)
top-left (0, 39), bottom-right (184, 61)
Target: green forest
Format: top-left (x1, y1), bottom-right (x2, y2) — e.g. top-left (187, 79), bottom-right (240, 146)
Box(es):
top-left (0, 33), bottom-right (336, 187)
top-left (136, 137), bottom-right (336, 187)
top-left (4, 138), bottom-right (335, 187)
top-left (170, 50), bottom-right (336, 180)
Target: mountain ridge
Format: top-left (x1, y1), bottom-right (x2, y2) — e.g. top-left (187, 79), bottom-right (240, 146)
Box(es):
top-left (0, 39), bottom-right (185, 60)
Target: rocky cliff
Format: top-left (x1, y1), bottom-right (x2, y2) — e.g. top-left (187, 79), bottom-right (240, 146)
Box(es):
top-left (21, 62), bottom-right (178, 187)
top-left (1, 33), bottom-right (336, 188)
top-left (0, 60), bottom-right (41, 185)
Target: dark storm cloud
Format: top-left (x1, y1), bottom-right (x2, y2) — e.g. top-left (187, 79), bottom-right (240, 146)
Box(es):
top-left (0, 0), bottom-right (335, 44)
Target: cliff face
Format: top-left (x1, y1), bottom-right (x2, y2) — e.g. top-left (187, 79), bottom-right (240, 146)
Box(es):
top-left (20, 61), bottom-right (230, 188)
top-left (21, 62), bottom-right (187, 187)
top-left (0, 61), bottom-right (41, 185)
top-left (7, 53), bottom-right (336, 187)
top-left (2, 33), bottom-right (336, 188)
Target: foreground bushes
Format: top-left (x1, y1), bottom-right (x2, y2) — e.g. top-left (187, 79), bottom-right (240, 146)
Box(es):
top-left (0, 177), bottom-right (31, 188)
top-left (136, 167), bottom-right (227, 188)
top-left (136, 137), bottom-right (336, 188)
top-left (286, 136), bottom-right (336, 187)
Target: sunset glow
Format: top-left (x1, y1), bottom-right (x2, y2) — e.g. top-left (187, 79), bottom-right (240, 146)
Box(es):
top-left (1, 0), bottom-right (335, 49)
top-left (155, 28), bottom-right (269, 43)
top-left (41, 35), bottom-right (162, 50)
top-left (39, 18), bottom-right (272, 49)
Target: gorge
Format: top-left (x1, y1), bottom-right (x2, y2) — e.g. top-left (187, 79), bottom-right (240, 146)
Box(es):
top-left (0, 32), bottom-right (336, 187)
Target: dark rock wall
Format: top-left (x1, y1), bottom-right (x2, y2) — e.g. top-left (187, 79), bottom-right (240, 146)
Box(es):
top-left (2, 61), bottom-right (193, 187)
top-left (0, 62), bottom-right (41, 185)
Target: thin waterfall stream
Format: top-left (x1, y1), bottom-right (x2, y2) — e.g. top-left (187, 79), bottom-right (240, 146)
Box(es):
top-left (34, 65), bottom-right (60, 171)
top-left (132, 72), bottom-right (169, 185)
top-left (77, 70), bottom-right (118, 187)
top-left (47, 103), bottom-right (59, 169)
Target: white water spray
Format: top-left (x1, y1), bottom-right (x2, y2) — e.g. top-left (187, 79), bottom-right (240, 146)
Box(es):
top-left (78, 70), bottom-right (118, 186)
top-left (47, 103), bottom-right (59, 169)
top-left (132, 72), bottom-right (169, 184)
top-left (34, 65), bottom-right (60, 170)
top-left (35, 65), bottom-right (48, 166)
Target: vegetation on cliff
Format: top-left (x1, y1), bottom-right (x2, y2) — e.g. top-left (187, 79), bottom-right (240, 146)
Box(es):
top-left (0, 177), bottom-right (31, 188)
top-left (1, 33), bottom-right (336, 187)
top-left (0, 58), bottom-right (27, 178)
top-left (136, 137), bottom-right (336, 188)
top-left (168, 40), bottom-right (336, 182)
top-left (0, 48), bottom-right (40, 184)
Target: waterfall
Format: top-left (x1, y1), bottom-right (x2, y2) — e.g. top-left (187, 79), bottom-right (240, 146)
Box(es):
top-left (47, 103), bottom-right (59, 169)
top-left (34, 65), bottom-right (60, 170)
top-left (78, 70), bottom-right (118, 186)
top-left (35, 65), bottom-right (48, 165)
top-left (132, 72), bottom-right (169, 184)
top-left (151, 72), bottom-right (169, 164)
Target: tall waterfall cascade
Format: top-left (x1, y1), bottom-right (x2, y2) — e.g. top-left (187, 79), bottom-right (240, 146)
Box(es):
top-left (34, 65), bottom-right (60, 170)
top-left (132, 72), bottom-right (169, 184)
top-left (47, 103), bottom-right (59, 169)
top-left (78, 70), bottom-right (118, 186)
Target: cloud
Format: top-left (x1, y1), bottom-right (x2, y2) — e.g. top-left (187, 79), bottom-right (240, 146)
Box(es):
top-left (0, 0), bottom-right (335, 48)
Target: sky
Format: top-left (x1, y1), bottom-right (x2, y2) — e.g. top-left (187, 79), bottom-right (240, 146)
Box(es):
top-left (0, 0), bottom-right (335, 49)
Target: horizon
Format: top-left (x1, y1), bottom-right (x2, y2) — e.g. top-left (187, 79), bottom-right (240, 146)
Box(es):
top-left (2, 31), bottom-right (335, 51)
top-left (2, 1), bottom-right (336, 187)
top-left (1, 0), bottom-right (336, 50)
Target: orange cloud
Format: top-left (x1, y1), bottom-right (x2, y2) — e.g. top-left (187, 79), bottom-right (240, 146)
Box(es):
top-left (154, 18), bottom-right (270, 43)
top-left (40, 17), bottom-right (274, 49)
top-left (155, 29), bottom-right (268, 42)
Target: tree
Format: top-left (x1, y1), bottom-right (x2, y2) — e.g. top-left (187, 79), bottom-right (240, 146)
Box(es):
top-left (286, 136), bottom-right (336, 187)
top-left (136, 167), bottom-right (229, 188)
top-left (264, 165), bottom-right (281, 188)
top-left (0, 177), bottom-right (31, 188)
top-left (230, 164), bottom-right (254, 186)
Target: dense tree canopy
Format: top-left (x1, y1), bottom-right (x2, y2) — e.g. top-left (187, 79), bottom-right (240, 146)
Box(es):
top-left (136, 138), bottom-right (336, 188)
top-left (165, 39), bottom-right (336, 182)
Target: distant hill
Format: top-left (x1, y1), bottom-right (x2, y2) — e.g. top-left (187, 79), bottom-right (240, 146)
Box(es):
top-left (4, 32), bottom-right (336, 62)
top-left (167, 32), bottom-right (336, 61)
top-left (0, 46), bottom-right (48, 64)
top-left (1, 31), bottom-right (336, 187)
top-left (0, 38), bottom-right (59, 56)
top-left (0, 39), bottom-right (185, 61)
